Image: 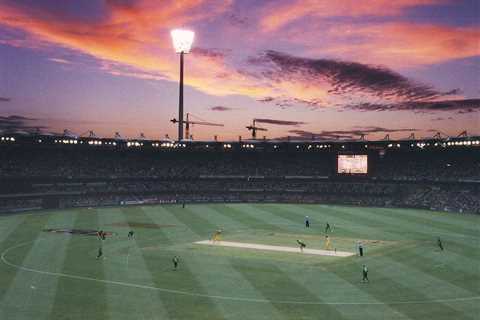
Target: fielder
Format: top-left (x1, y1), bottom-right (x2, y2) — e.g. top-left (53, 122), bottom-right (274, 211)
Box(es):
top-left (325, 222), bottom-right (331, 233)
top-left (96, 247), bottom-right (103, 260)
top-left (362, 264), bottom-right (369, 282)
top-left (172, 256), bottom-right (179, 270)
top-left (297, 239), bottom-right (306, 252)
top-left (437, 237), bottom-right (444, 251)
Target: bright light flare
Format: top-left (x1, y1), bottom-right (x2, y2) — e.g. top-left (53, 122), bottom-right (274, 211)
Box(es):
top-left (171, 29), bottom-right (195, 53)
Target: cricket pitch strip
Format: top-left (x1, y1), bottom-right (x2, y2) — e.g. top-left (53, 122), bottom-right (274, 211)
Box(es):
top-left (194, 240), bottom-right (355, 257)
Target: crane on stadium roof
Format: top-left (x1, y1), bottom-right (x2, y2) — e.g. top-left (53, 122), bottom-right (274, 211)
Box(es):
top-left (171, 113), bottom-right (224, 140)
top-left (63, 129), bottom-right (78, 139)
top-left (246, 119), bottom-right (268, 140)
top-left (78, 130), bottom-right (98, 138)
top-left (456, 130), bottom-right (468, 138)
top-left (114, 132), bottom-right (126, 141)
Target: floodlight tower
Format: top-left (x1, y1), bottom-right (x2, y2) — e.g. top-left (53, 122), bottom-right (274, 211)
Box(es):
top-left (171, 29), bottom-right (195, 141)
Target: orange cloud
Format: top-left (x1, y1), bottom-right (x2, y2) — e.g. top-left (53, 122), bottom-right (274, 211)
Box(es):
top-left (306, 23), bottom-right (480, 68)
top-left (0, 0), bottom-right (476, 112)
top-left (0, 0), bottom-right (234, 86)
top-left (260, 0), bottom-right (444, 32)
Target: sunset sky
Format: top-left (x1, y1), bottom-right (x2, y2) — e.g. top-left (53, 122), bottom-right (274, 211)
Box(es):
top-left (0, 0), bottom-right (479, 141)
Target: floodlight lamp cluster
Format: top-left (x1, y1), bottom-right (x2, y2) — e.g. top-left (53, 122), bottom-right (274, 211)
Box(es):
top-left (170, 29), bottom-right (195, 53)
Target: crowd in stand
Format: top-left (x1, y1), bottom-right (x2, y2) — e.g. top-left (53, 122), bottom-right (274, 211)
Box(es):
top-left (0, 144), bottom-right (479, 214)
top-left (0, 147), bottom-right (332, 178)
top-left (374, 150), bottom-right (480, 181)
top-left (1, 146), bottom-right (478, 181)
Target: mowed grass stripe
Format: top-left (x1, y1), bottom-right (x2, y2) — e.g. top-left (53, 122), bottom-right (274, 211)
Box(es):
top-left (125, 206), bottom-right (225, 320)
top-left (148, 205), bottom-right (288, 320)
top-left (269, 203), bottom-right (394, 240)
top-left (96, 208), bottom-right (170, 320)
top-left (312, 205), bottom-right (412, 240)
top-left (383, 245), bottom-right (480, 294)
top-left (196, 204), bottom-right (295, 245)
top-left (372, 207), bottom-right (479, 234)
top-left (295, 204), bottom-right (375, 238)
top-left (228, 203), bottom-right (310, 234)
top-left (0, 212), bottom-right (51, 316)
top-left (200, 204), bottom-right (265, 231)
top-left (163, 204), bottom-right (218, 240)
top-left (0, 214), bottom-right (26, 246)
top-left (48, 209), bottom-right (108, 320)
top-left (323, 258), bottom-right (475, 320)
top-left (275, 263), bottom-right (413, 320)
top-left (272, 204), bottom-right (367, 239)
top-left (232, 259), bottom-right (349, 320)
top-left (208, 203), bottom-right (284, 232)
top-left (331, 205), bottom-right (475, 240)
top-left (376, 257), bottom-right (477, 320)
top-left (331, 206), bottom-right (480, 258)
top-left (360, 207), bottom-right (479, 238)
top-left (0, 211), bottom-right (77, 320)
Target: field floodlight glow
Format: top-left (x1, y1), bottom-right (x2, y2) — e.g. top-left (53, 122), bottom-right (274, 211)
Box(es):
top-left (171, 28), bottom-right (195, 141)
top-left (171, 29), bottom-right (195, 53)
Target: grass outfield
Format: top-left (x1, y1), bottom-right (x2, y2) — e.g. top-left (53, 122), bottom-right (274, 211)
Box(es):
top-left (0, 203), bottom-right (478, 320)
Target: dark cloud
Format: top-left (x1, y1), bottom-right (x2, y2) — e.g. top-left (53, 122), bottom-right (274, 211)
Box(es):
top-left (431, 116), bottom-right (454, 121)
top-left (0, 97), bottom-right (11, 102)
top-left (0, 115), bottom-right (35, 121)
top-left (210, 106), bottom-right (233, 111)
top-left (226, 13), bottom-right (248, 27)
top-left (258, 96), bottom-right (323, 109)
top-left (286, 130), bottom-right (355, 140)
top-left (257, 97), bottom-right (275, 103)
top-left (0, 115), bottom-right (47, 133)
top-left (354, 126), bottom-right (418, 133)
top-left (248, 50), bottom-right (458, 104)
top-left (346, 99), bottom-right (480, 113)
top-left (292, 98), bottom-right (323, 108)
top-left (285, 126), bottom-right (418, 140)
top-left (191, 47), bottom-right (230, 59)
top-left (255, 118), bottom-right (306, 126)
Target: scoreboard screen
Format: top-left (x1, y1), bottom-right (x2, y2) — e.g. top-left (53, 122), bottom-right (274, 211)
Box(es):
top-left (337, 155), bottom-right (368, 174)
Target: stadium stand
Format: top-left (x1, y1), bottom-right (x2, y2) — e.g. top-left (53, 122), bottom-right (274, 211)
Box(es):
top-left (0, 135), bottom-right (479, 214)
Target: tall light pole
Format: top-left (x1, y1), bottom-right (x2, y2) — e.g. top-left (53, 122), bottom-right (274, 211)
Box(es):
top-left (171, 29), bottom-right (195, 141)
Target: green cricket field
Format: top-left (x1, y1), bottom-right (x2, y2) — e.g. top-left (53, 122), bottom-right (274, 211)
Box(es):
top-left (0, 203), bottom-right (478, 319)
